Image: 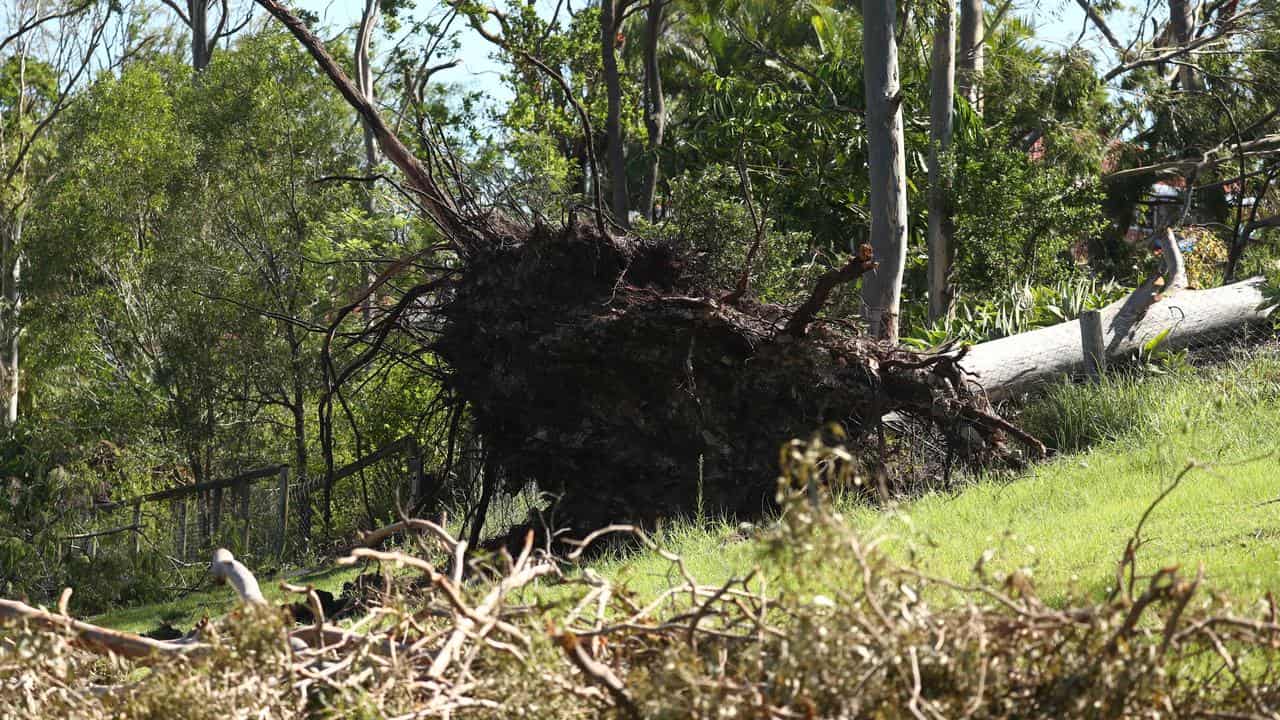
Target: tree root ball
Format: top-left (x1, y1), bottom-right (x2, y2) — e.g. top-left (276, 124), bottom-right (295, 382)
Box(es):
top-left (434, 220), bottom-right (1032, 533)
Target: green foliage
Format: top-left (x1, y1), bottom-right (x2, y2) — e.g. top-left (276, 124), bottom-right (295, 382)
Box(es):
top-left (951, 143), bottom-right (1109, 292)
top-left (642, 164), bottom-right (818, 303)
top-left (3, 28), bottom-right (405, 601)
top-left (903, 276), bottom-right (1129, 348)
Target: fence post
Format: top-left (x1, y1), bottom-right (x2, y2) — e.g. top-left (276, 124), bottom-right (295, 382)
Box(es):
top-left (276, 466), bottom-right (290, 560)
top-left (407, 437), bottom-right (425, 508)
top-left (131, 501), bottom-right (143, 557)
top-left (175, 497), bottom-right (188, 560)
top-left (239, 479), bottom-right (252, 553)
top-left (211, 486), bottom-right (223, 535)
top-left (1080, 309), bottom-right (1106, 380)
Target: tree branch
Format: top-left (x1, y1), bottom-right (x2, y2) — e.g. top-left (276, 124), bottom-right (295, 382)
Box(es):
top-left (253, 0), bottom-right (471, 250)
top-left (783, 245), bottom-right (877, 337)
top-left (1073, 0), bottom-right (1127, 56)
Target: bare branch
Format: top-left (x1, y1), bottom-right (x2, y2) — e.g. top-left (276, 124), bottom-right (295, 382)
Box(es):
top-left (253, 0), bottom-right (471, 249)
top-left (783, 245), bottom-right (878, 337)
top-left (1074, 0), bottom-right (1127, 56)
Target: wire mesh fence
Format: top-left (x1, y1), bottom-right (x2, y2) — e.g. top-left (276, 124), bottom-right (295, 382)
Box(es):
top-left (321, 437), bottom-right (424, 550)
top-left (65, 438), bottom-right (428, 578)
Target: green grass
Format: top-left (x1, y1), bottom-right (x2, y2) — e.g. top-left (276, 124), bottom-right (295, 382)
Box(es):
top-left (859, 352), bottom-right (1280, 602)
top-left (98, 351), bottom-right (1280, 629)
top-left (92, 563), bottom-right (364, 634)
top-left (591, 352), bottom-right (1280, 604)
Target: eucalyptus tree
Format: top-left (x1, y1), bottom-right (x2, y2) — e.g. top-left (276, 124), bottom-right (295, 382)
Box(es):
top-left (158, 0), bottom-right (251, 70)
top-left (0, 0), bottom-right (141, 431)
top-left (638, 0), bottom-right (668, 221)
top-left (861, 0), bottom-right (909, 341)
top-left (928, 0), bottom-right (957, 321)
top-left (957, 0), bottom-right (983, 109)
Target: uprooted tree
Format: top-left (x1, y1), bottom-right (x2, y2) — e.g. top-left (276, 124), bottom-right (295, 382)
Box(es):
top-left (253, 1), bottom-right (1041, 536)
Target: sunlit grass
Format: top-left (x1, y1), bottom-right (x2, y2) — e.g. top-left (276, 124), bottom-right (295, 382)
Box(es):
top-left (858, 351), bottom-right (1280, 601)
top-left (93, 563), bottom-right (364, 634)
top-left (589, 351), bottom-right (1280, 604)
top-left (100, 351), bottom-right (1280, 630)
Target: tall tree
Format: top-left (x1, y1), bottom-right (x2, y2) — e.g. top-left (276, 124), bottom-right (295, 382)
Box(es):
top-left (957, 0), bottom-right (983, 110)
top-left (638, 0), bottom-right (666, 221)
top-left (354, 0), bottom-right (379, 323)
top-left (600, 0), bottom-right (633, 227)
top-left (160, 0), bottom-right (247, 70)
top-left (0, 1), bottom-right (117, 429)
top-left (927, 0), bottom-right (956, 322)
top-left (861, 0), bottom-right (909, 342)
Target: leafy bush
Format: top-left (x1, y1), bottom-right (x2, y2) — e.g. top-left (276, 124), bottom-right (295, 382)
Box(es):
top-left (640, 164), bottom-right (822, 305)
top-left (952, 144), bottom-right (1108, 291)
top-left (903, 275), bottom-right (1129, 348)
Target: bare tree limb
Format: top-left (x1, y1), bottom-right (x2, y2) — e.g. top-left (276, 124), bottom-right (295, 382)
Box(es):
top-left (783, 245), bottom-right (877, 337)
top-left (253, 0), bottom-right (471, 249)
top-left (1074, 0), bottom-right (1128, 57)
top-left (0, 598), bottom-right (203, 659)
top-left (211, 548), bottom-right (267, 605)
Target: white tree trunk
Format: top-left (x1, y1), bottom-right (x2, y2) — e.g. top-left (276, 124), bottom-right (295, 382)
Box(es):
top-left (1, 214), bottom-right (21, 428)
top-left (601, 0), bottom-right (630, 228)
top-left (861, 0), bottom-right (910, 343)
top-left (639, 0), bottom-right (666, 221)
top-left (356, 0), bottom-right (379, 321)
top-left (927, 1), bottom-right (957, 323)
top-left (1167, 0), bottom-right (1200, 91)
top-left (958, 277), bottom-right (1274, 399)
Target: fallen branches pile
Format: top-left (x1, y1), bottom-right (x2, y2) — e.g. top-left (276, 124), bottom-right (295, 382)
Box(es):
top-left (4, 438), bottom-right (1280, 718)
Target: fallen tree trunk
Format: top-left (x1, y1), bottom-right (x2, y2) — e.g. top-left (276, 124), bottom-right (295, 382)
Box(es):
top-left (958, 276), bottom-right (1274, 400)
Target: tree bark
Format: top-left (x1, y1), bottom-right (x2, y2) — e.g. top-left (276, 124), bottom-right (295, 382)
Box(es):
top-left (601, 0), bottom-right (630, 228)
top-left (0, 213), bottom-right (21, 427)
top-left (356, 0), bottom-right (379, 320)
top-left (1167, 0), bottom-right (1199, 91)
top-left (927, 0), bottom-right (957, 323)
top-left (190, 0), bottom-right (212, 71)
top-left (639, 0), bottom-right (666, 221)
top-left (958, 0), bottom-right (984, 111)
top-left (959, 277), bottom-right (1272, 399)
top-left (861, 0), bottom-right (910, 343)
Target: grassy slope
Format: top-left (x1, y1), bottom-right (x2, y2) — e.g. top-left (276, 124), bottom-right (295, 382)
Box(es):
top-left (866, 352), bottom-right (1280, 601)
top-left (97, 352), bottom-right (1280, 630)
top-left (599, 352), bottom-right (1280, 603)
top-left (92, 563), bottom-right (364, 634)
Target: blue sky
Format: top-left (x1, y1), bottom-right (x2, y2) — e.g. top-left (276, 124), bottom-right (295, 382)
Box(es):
top-left (294, 0), bottom-right (1138, 113)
